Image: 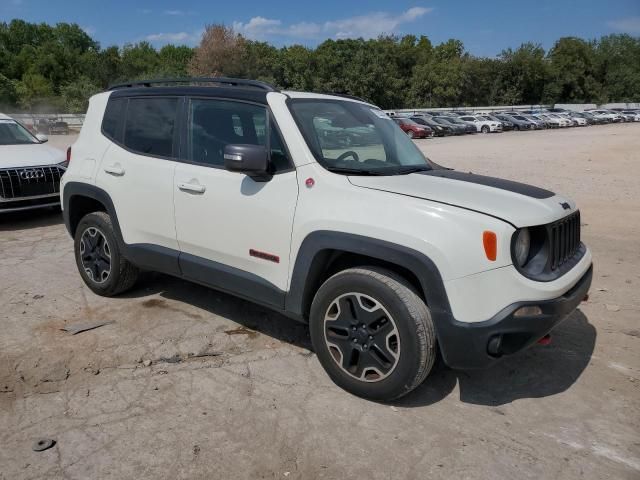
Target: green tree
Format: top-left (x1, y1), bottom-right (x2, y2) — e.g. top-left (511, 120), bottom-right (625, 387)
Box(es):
top-left (14, 72), bottom-right (54, 109)
top-left (60, 76), bottom-right (100, 113)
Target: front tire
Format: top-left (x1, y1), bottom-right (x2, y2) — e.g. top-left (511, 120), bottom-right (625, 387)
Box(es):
top-left (310, 268), bottom-right (436, 401)
top-left (481, 125), bottom-right (490, 134)
top-left (74, 212), bottom-right (139, 296)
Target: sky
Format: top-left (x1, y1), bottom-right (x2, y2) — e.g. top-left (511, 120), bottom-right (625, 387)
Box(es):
top-left (1, 0), bottom-right (640, 56)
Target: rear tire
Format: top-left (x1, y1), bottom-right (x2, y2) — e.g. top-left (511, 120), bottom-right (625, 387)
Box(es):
top-left (310, 267), bottom-right (436, 401)
top-left (74, 212), bottom-right (139, 296)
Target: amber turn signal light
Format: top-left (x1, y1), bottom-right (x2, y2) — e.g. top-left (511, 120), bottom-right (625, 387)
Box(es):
top-left (483, 231), bottom-right (497, 261)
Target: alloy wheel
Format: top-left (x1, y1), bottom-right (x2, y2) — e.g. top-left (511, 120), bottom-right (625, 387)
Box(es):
top-left (323, 293), bottom-right (400, 382)
top-left (80, 227), bottom-right (111, 284)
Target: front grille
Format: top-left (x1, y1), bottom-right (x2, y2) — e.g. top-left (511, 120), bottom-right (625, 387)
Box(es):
top-left (0, 166), bottom-right (64, 201)
top-left (549, 211), bottom-right (581, 270)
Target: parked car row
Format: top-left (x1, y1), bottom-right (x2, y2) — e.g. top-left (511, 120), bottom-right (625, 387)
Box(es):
top-left (387, 107), bottom-right (640, 138)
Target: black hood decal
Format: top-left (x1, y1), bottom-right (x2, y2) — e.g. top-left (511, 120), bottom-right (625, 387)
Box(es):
top-left (417, 170), bottom-right (555, 199)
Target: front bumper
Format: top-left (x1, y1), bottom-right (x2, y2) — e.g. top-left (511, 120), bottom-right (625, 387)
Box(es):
top-left (436, 265), bottom-right (592, 370)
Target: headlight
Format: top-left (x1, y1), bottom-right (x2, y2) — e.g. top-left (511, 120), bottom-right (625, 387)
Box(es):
top-left (513, 228), bottom-right (531, 266)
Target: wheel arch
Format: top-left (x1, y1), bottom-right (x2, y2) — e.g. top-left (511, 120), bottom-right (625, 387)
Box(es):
top-left (286, 231), bottom-right (453, 326)
top-left (63, 182), bottom-right (124, 247)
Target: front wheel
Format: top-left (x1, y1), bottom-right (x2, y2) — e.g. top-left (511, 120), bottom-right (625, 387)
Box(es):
top-left (74, 212), bottom-right (139, 296)
top-left (481, 125), bottom-right (490, 134)
top-left (310, 268), bottom-right (436, 401)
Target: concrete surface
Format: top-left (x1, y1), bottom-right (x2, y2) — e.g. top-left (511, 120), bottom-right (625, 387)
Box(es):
top-left (1, 125), bottom-right (639, 479)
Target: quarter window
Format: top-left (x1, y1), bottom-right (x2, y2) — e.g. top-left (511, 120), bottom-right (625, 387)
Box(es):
top-left (123, 97), bottom-right (178, 158)
top-left (102, 97), bottom-right (125, 141)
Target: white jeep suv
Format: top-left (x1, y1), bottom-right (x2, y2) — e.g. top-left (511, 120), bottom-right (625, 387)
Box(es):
top-left (61, 78), bottom-right (593, 401)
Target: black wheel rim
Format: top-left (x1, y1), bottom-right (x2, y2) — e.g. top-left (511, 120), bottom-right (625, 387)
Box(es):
top-left (323, 293), bottom-right (400, 382)
top-left (80, 227), bottom-right (111, 284)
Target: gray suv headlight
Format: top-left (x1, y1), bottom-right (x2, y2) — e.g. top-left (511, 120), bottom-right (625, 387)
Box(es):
top-left (513, 228), bottom-right (531, 266)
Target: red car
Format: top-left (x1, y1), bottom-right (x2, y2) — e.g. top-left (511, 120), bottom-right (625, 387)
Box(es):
top-left (392, 117), bottom-right (433, 138)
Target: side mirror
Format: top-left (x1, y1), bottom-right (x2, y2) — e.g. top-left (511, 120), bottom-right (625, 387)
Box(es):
top-left (224, 144), bottom-right (271, 181)
top-left (36, 133), bottom-right (48, 143)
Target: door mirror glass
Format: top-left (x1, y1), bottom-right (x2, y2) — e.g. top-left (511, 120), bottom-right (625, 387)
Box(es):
top-left (224, 144), bottom-right (271, 181)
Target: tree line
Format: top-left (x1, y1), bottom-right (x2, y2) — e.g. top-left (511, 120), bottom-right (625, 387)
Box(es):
top-left (1, 20), bottom-right (639, 113)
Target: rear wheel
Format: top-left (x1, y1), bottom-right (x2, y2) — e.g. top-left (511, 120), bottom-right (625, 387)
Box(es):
top-left (310, 267), bottom-right (436, 401)
top-left (74, 212), bottom-right (139, 296)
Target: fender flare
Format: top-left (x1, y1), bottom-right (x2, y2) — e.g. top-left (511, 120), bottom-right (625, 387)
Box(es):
top-left (285, 231), bottom-right (454, 326)
top-left (63, 182), bottom-right (124, 243)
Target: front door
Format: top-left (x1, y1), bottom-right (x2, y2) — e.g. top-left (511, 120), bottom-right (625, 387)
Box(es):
top-left (173, 98), bottom-right (298, 307)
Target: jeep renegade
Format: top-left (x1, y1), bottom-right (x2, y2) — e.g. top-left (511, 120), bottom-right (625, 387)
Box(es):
top-left (61, 78), bottom-right (593, 401)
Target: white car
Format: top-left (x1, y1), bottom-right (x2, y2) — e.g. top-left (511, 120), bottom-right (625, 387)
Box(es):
top-left (60, 78), bottom-right (593, 401)
top-left (543, 113), bottom-right (573, 127)
top-left (587, 110), bottom-right (621, 123)
top-left (0, 113), bottom-right (67, 213)
top-left (459, 115), bottom-right (503, 133)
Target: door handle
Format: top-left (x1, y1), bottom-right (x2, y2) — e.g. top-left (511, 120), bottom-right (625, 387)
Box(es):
top-left (104, 165), bottom-right (125, 176)
top-left (177, 182), bottom-right (206, 194)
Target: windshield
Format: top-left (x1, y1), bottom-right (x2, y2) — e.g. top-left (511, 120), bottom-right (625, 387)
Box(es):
top-left (0, 119), bottom-right (39, 145)
top-left (289, 99), bottom-right (432, 175)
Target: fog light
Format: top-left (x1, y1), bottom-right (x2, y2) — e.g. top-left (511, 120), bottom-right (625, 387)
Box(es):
top-left (514, 305), bottom-right (543, 317)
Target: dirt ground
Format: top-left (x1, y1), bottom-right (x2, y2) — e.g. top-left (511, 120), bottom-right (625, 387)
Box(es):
top-left (1, 124), bottom-right (639, 479)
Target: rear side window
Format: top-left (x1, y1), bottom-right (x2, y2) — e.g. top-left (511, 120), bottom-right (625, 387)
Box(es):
top-left (102, 97), bottom-right (125, 140)
top-left (124, 97), bottom-right (178, 158)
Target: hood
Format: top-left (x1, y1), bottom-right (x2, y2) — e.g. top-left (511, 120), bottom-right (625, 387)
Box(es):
top-left (348, 169), bottom-right (576, 227)
top-left (0, 143), bottom-right (66, 168)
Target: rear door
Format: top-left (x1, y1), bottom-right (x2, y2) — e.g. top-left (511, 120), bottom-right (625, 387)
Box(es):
top-left (173, 98), bottom-right (298, 307)
top-left (95, 95), bottom-right (180, 267)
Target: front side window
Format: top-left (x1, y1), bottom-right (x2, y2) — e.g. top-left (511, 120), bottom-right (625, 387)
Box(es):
top-left (188, 99), bottom-right (289, 171)
top-left (0, 119), bottom-right (39, 145)
top-left (124, 97), bottom-right (178, 157)
top-left (289, 100), bottom-right (431, 175)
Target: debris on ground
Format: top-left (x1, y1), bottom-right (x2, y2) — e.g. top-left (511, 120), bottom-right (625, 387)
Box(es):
top-left (605, 304), bottom-right (621, 312)
top-left (142, 360), bottom-right (152, 367)
top-left (61, 320), bottom-right (114, 335)
top-left (32, 439), bottom-right (56, 452)
top-left (225, 327), bottom-right (258, 338)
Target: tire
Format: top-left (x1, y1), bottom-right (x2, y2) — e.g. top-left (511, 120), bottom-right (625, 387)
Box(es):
top-left (514, 125), bottom-right (520, 131)
top-left (481, 125), bottom-right (490, 134)
top-left (74, 211), bottom-right (139, 296)
top-left (407, 130), bottom-right (415, 139)
top-left (309, 267), bottom-right (436, 401)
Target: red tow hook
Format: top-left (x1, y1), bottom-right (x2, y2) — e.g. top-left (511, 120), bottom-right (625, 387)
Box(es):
top-left (537, 334), bottom-right (552, 346)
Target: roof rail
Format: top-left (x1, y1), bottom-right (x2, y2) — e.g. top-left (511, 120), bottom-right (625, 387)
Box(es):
top-left (324, 92), bottom-right (370, 103)
top-left (107, 77), bottom-right (278, 92)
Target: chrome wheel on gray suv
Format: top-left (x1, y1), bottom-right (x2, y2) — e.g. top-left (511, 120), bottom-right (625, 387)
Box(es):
top-left (74, 212), bottom-right (139, 296)
top-left (310, 267), bottom-right (436, 401)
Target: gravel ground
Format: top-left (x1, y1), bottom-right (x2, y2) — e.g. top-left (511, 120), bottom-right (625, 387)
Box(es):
top-left (1, 124), bottom-right (639, 479)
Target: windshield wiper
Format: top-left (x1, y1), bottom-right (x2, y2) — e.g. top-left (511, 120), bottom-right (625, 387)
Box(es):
top-left (395, 166), bottom-right (432, 174)
top-left (325, 166), bottom-right (390, 176)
